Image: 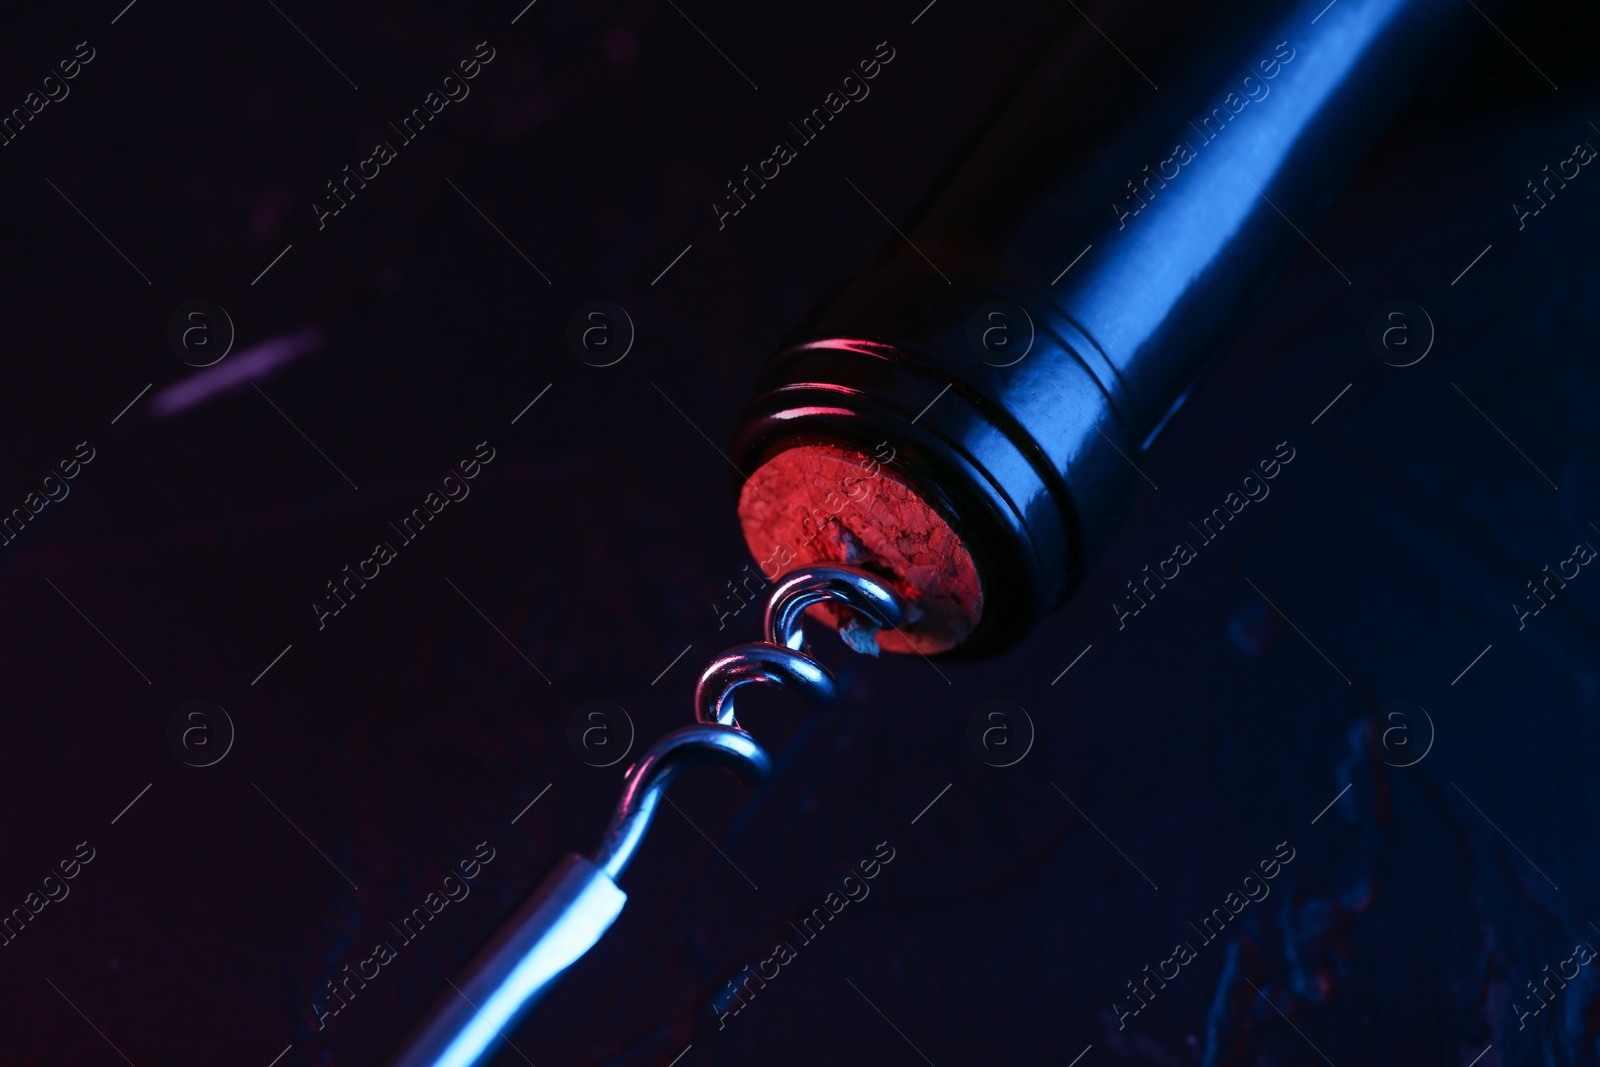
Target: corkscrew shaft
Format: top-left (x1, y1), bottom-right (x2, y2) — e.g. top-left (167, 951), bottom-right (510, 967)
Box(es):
top-left (384, 853), bottom-right (626, 1067)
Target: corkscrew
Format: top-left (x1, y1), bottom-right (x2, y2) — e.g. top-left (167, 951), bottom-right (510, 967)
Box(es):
top-left (384, 564), bottom-right (902, 1067)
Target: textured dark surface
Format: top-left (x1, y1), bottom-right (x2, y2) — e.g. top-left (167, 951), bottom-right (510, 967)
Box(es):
top-left (0, 1), bottom-right (1597, 1065)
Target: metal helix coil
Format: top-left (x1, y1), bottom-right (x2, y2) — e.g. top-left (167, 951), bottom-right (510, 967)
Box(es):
top-left (595, 564), bottom-right (905, 877)
top-left (694, 564), bottom-right (904, 731)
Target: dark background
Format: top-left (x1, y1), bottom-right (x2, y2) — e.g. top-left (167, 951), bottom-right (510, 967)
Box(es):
top-left (0, 0), bottom-right (1597, 1064)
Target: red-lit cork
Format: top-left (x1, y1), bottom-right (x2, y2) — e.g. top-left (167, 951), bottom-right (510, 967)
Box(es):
top-left (737, 444), bottom-right (983, 655)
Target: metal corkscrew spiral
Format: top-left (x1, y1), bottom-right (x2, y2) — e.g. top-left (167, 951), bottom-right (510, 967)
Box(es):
top-left (385, 564), bottom-right (904, 1067)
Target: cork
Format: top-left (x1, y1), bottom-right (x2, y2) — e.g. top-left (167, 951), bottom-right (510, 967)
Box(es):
top-left (737, 444), bottom-right (983, 655)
